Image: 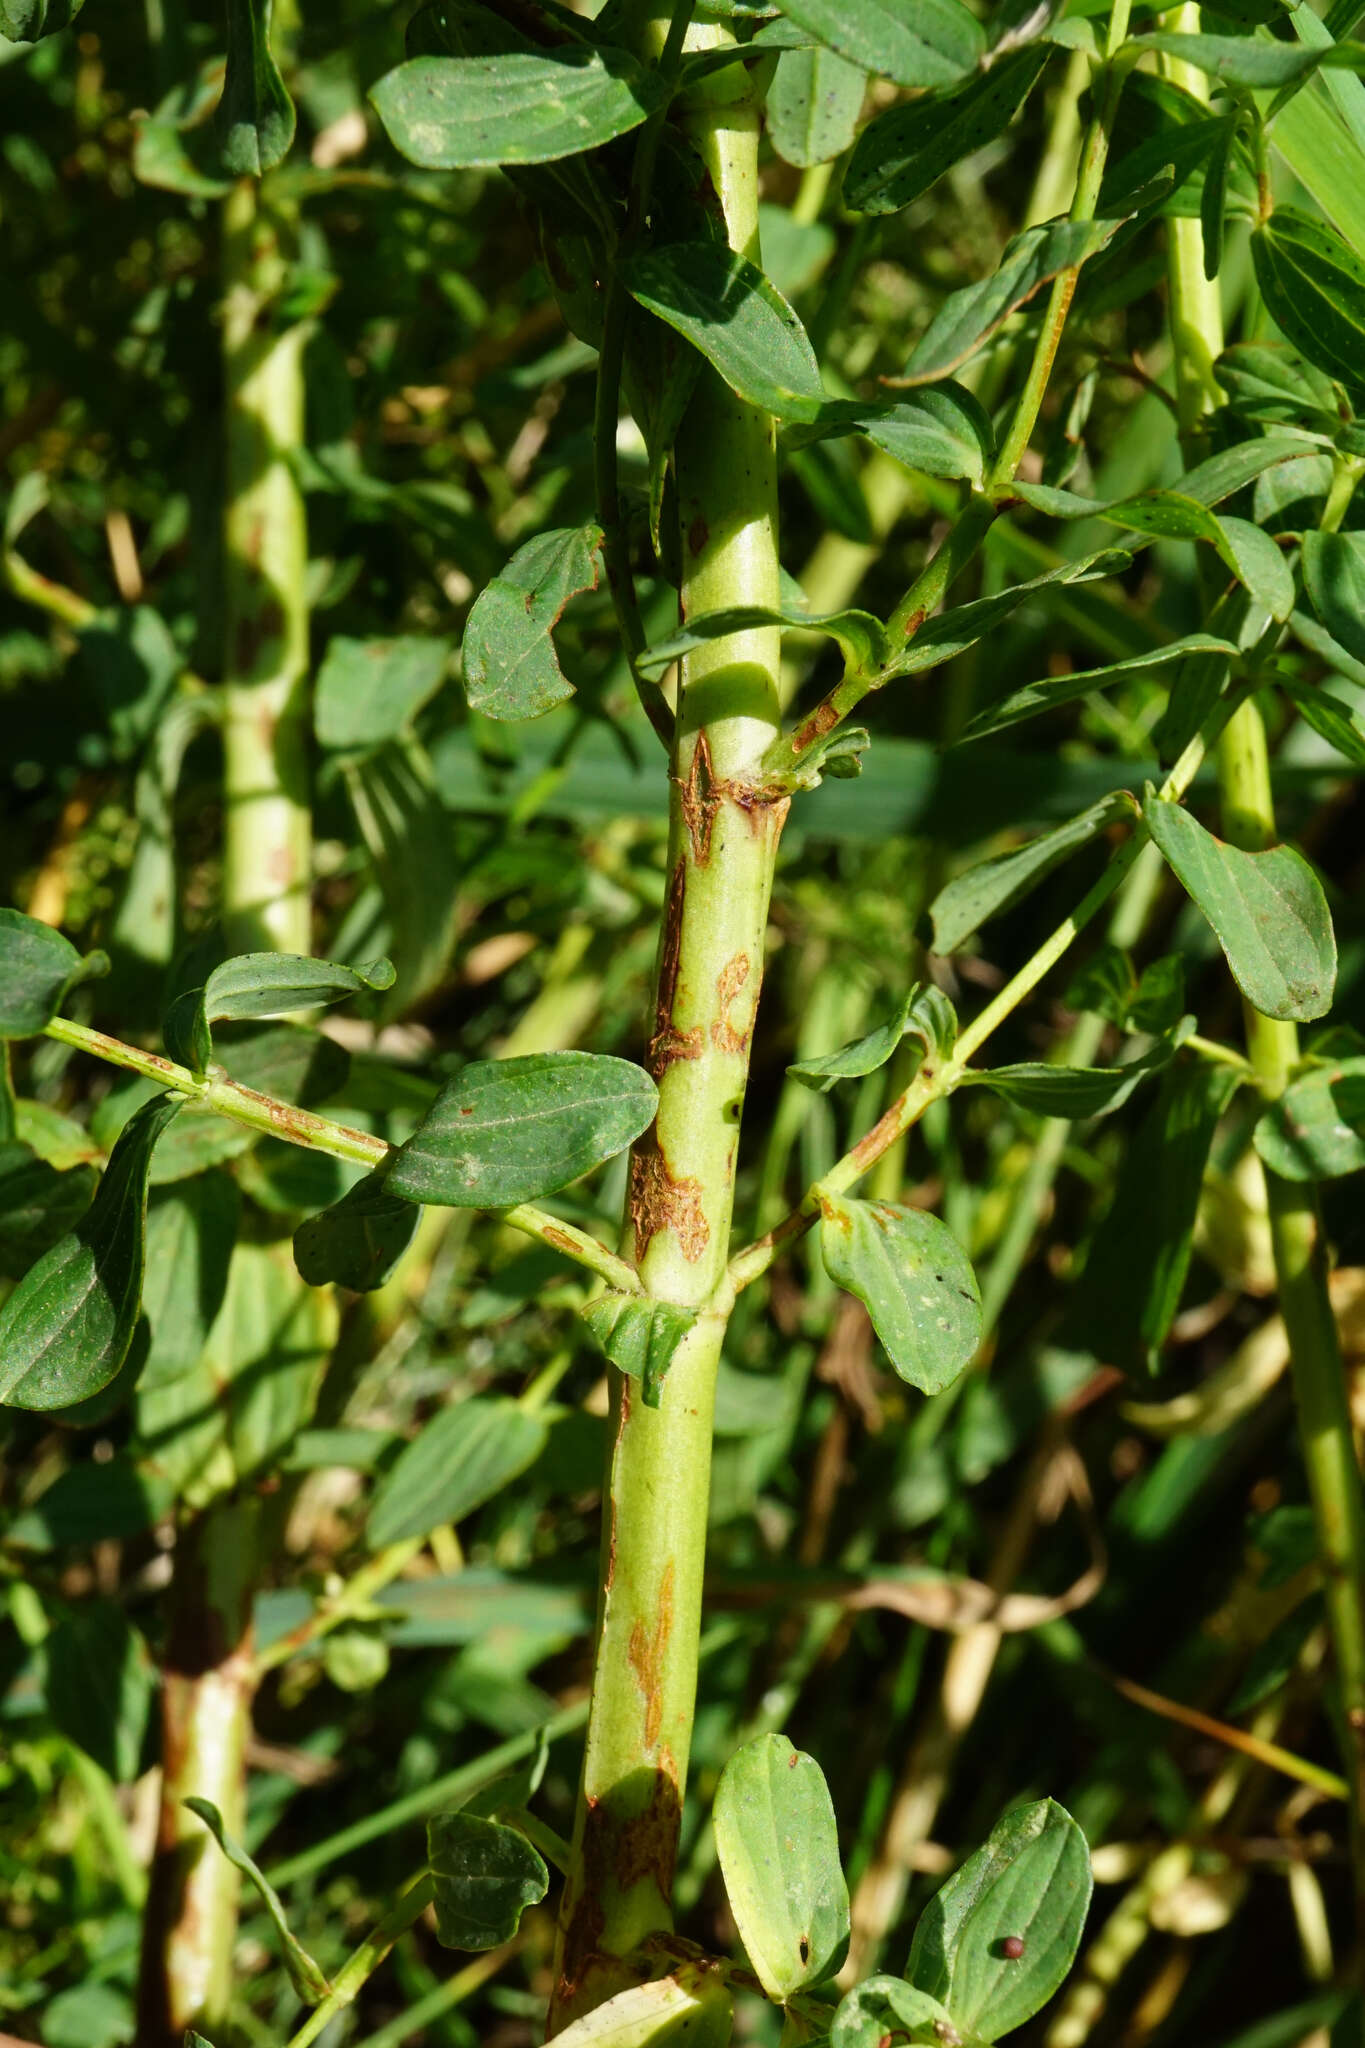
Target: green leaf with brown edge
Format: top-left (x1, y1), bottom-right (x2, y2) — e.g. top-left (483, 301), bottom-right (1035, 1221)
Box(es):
top-left (958, 636), bottom-right (1240, 742)
top-left (819, 1193), bottom-right (981, 1394)
top-left (371, 46), bottom-right (666, 168)
top-left (714, 1732), bottom-right (850, 2002)
top-left (930, 795), bottom-right (1136, 954)
top-left (368, 1396), bottom-right (548, 1547)
top-left (845, 45), bottom-right (1050, 215)
top-left (165, 952), bottom-right (394, 1076)
top-left (773, 0), bottom-right (984, 88)
top-left (1301, 530), bottom-right (1365, 671)
top-left (1144, 793), bottom-right (1336, 1022)
top-left (387, 1052), bottom-right (657, 1210)
top-left (900, 218), bottom-right (1118, 384)
top-left (0, 908), bottom-right (107, 1040)
top-left (293, 1171), bottom-right (421, 1293)
top-left (1253, 209), bottom-right (1365, 395)
top-left (185, 1796), bottom-right (330, 2001)
top-left (1066, 1061), bottom-right (1245, 1375)
top-left (462, 525), bottom-right (603, 720)
top-left (214, 0), bottom-right (296, 176)
top-left (315, 634), bottom-right (452, 751)
top-left (0, 1092), bottom-right (181, 1412)
top-left (906, 1799), bottom-right (1092, 2041)
top-left (427, 1810), bottom-right (549, 1949)
top-left (1254, 1059), bottom-right (1365, 1181)
top-left (788, 982), bottom-right (956, 1093)
top-left (580, 1293), bottom-right (697, 1409)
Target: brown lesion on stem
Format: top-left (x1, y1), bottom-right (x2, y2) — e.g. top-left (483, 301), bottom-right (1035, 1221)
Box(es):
top-left (627, 1558), bottom-right (676, 1749)
top-left (553, 1763), bottom-right (684, 2026)
top-left (648, 863), bottom-right (705, 1075)
top-left (677, 731), bottom-right (720, 866)
top-left (628, 1133), bottom-right (709, 1265)
top-left (710, 951), bottom-right (752, 1054)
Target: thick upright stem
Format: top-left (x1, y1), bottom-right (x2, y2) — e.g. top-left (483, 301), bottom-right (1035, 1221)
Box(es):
top-left (551, 36), bottom-right (786, 2030)
top-left (221, 177), bottom-right (312, 956)
top-left (137, 1501), bottom-right (260, 2044)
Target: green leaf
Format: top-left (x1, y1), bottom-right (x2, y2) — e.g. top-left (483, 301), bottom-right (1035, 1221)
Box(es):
top-left (1067, 1062), bottom-right (1244, 1375)
top-left (639, 602), bottom-right (886, 680)
top-left (214, 0), bottom-right (296, 176)
top-left (1254, 209), bottom-right (1365, 394)
top-left (463, 526), bottom-right (603, 720)
top-left (44, 1600), bottom-right (153, 1782)
top-left (1302, 531), bottom-right (1365, 670)
top-left (1214, 342), bottom-right (1343, 427)
top-left (882, 548), bottom-right (1132, 682)
top-left (0, 0), bottom-right (83, 39)
top-left (901, 219), bottom-right (1117, 384)
top-left (958, 1028), bottom-right (1187, 1119)
top-left (845, 46), bottom-right (1050, 215)
top-left (0, 1142), bottom-right (97, 1281)
top-left (293, 1171), bottom-right (421, 1293)
top-left (1132, 30), bottom-right (1365, 91)
top-left (958, 636), bottom-right (1240, 741)
top-left (1254, 1059), bottom-right (1365, 1180)
top-left (832, 1976), bottom-right (962, 2048)
top-left (789, 382), bottom-right (994, 486)
top-left (0, 909), bottom-right (106, 1039)
top-left (772, 0), bottom-right (984, 88)
top-left (343, 737), bottom-right (460, 1011)
top-left (427, 1810), bottom-right (549, 1949)
top-left (368, 1396), bottom-right (548, 1547)
top-left (184, 1797), bottom-right (330, 2002)
top-left (788, 982), bottom-right (956, 1093)
top-left (386, 1052), bottom-right (657, 1209)
top-left (165, 951), bottom-right (395, 1075)
top-left (140, 1176), bottom-right (240, 1389)
top-left (539, 1973), bottom-right (733, 2048)
top-left (580, 1293), bottom-right (697, 1409)
top-left (624, 243), bottom-right (829, 422)
top-left (767, 44), bottom-right (867, 168)
top-left (1012, 486), bottom-right (1295, 621)
top-left (1279, 675), bottom-right (1365, 766)
top-left (930, 796), bottom-right (1135, 954)
top-left (371, 47), bottom-right (665, 168)
top-left (0, 1093), bottom-right (181, 1412)
top-left (315, 635), bottom-right (451, 751)
top-left (713, 1732), bottom-right (850, 2002)
top-left (906, 1799), bottom-right (1092, 2040)
top-left (1200, 109), bottom-right (1241, 283)
top-left (818, 1194), bottom-right (981, 1394)
top-left (1144, 794), bottom-right (1336, 1022)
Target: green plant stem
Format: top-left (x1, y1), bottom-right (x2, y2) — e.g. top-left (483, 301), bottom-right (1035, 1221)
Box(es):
top-left (220, 177), bottom-right (312, 954)
top-left (284, 1874), bottom-right (437, 2048)
top-left (137, 1499), bottom-right (261, 2045)
top-left (38, 1015), bottom-right (644, 1294)
top-left (550, 21), bottom-right (787, 2029)
top-left (253, 1537), bottom-right (425, 1679)
top-left (350, 1946), bottom-right (515, 2048)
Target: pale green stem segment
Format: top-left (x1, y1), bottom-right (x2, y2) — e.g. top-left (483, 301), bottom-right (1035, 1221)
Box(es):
top-left (284, 1873), bottom-right (438, 2048)
top-left (137, 1499), bottom-right (261, 2044)
top-left (221, 176), bottom-right (312, 954)
top-left (551, 22), bottom-right (787, 2029)
top-left (1159, 16), bottom-right (1365, 1949)
top-left (40, 1014), bottom-right (643, 1296)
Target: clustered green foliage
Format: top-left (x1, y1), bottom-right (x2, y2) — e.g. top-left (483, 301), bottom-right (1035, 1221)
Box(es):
top-left (4, 0), bottom-right (1365, 2044)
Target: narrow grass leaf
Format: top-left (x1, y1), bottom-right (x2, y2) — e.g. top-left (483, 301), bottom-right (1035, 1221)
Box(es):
top-left (907, 1799), bottom-right (1092, 2040)
top-left (959, 636), bottom-right (1239, 741)
top-left (368, 1397), bottom-right (548, 1546)
top-left (184, 1797), bottom-right (330, 2001)
top-left (0, 1092), bottom-right (181, 1411)
top-left (819, 1194), bottom-right (981, 1394)
top-left (580, 1293), bottom-right (697, 1408)
top-left (428, 1811), bottom-right (549, 1949)
top-left (463, 525), bottom-right (603, 720)
top-left (1145, 795), bottom-right (1336, 1021)
top-left (714, 1732), bottom-right (850, 2001)
top-left (372, 47), bottom-right (664, 168)
top-left (930, 796), bottom-right (1135, 953)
